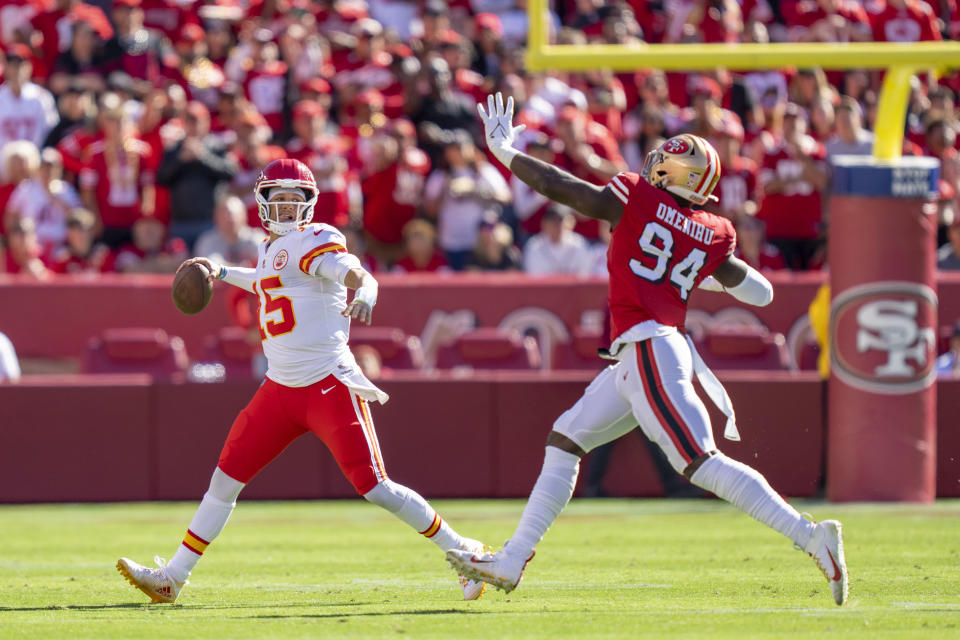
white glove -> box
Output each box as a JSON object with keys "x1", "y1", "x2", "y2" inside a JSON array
[{"x1": 477, "y1": 92, "x2": 526, "y2": 168}]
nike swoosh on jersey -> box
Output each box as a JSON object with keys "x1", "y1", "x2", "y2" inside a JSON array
[{"x1": 321, "y1": 386, "x2": 336, "y2": 395}]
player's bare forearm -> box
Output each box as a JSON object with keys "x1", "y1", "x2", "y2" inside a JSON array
[
  {"x1": 510, "y1": 154, "x2": 622, "y2": 224},
  {"x1": 344, "y1": 267, "x2": 373, "y2": 291}
]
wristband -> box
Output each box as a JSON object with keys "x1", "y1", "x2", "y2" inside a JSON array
[
  {"x1": 491, "y1": 143, "x2": 519, "y2": 168},
  {"x1": 216, "y1": 265, "x2": 227, "y2": 280},
  {"x1": 353, "y1": 283, "x2": 377, "y2": 308}
]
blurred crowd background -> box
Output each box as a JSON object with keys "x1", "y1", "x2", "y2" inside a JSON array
[{"x1": 1, "y1": 0, "x2": 959, "y2": 280}]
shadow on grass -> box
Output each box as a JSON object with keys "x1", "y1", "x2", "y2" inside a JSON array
[
  {"x1": 0, "y1": 602, "x2": 356, "y2": 612},
  {"x1": 248, "y1": 608, "x2": 490, "y2": 619}
]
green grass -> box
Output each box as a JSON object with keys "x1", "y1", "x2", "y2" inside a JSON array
[{"x1": 1, "y1": 499, "x2": 958, "y2": 639}]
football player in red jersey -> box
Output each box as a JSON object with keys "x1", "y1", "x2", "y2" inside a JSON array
[
  {"x1": 447, "y1": 94, "x2": 848, "y2": 606},
  {"x1": 116, "y1": 159, "x2": 489, "y2": 604}
]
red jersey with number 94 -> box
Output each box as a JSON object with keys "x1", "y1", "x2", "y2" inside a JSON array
[{"x1": 606, "y1": 172, "x2": 736, "y2": 339}]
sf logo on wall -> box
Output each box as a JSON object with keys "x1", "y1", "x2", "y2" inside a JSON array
[{"x1": 830, "y1": 281, "x2": 938, "y2": 394}]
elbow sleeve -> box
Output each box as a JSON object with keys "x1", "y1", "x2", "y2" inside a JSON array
[{"x1": 725, "y1": 265, "x2": 774, "y2": 307}]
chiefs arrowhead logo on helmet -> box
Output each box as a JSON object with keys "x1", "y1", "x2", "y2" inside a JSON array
[
  {"x1": 254, "y1": 159, "x2": 319, "y2": 235},
  {"x1": 641, "y1": 134, "x2": 721, "y2": 205}
]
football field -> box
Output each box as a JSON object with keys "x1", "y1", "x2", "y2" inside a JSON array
[{"x1": 1, "y1": 499, "x2": 957, "y2": 639}]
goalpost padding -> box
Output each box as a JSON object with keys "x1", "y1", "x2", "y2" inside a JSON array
[{"x1": 827, "y1": 156, "x2": 940, "y2": 502}]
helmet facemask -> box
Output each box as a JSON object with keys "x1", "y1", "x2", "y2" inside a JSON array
[{"x1": 256, "y1": 181, "x2": 318, "y2": 235}]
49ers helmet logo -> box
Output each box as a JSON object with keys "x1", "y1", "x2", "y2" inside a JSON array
[
  {"x1": 273, "y1": 249, "x2": 289, "y2": 270},
  {"x1": 663, "y1": 138, "x2": 690, "y2": 154},
  {"x1": 830, "y1": 281, "x2": 938, "y2": 394}
]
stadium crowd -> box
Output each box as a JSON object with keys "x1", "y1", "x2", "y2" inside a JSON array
[{"x1": 0, "y1": 0, "x2": 959, "y2": 279}]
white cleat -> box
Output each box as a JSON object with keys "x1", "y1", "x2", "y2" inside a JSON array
[
  {"x1": 446, "y1": 543, "x2": 535, "y2": 594},
  {"x1": 458, "y1": 539, "x2": 491, "y2": 601},
  {"x1": 116, "y1": 557, "x2": 185, "y2": 603},
  {"x1": 803, "y1": 520, "x2": 848, "y2": 605}
]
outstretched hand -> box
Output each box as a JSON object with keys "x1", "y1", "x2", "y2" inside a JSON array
[
  {"x1": 177, "y1": 257, "x2": 222, "y2": 283},
  {"x1": 342, "y1": 299, "x2": 373, "y2": 325},
  {"x1": 477, "y1": 92, "x2": 525, "y2": 167}
]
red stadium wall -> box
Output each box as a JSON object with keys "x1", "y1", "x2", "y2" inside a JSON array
[
  {"x1": 2, "y1": 372, "x2": 956, "y2": 503},
  {"x1": 3, "y1": 272, "x2": 959, "y2": 369}
]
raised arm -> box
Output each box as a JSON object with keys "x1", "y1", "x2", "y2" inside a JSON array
[
  {"x1": 478, "y1": 92, "x2": 624, "y2": 225},
  {"x1": 700, "y1": 255, "x2": 774, "y2": 307}
]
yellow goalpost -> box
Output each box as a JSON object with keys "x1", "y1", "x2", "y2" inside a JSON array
[{"x1": 524, "y1": 0, "x2": 960, "y2": 160}]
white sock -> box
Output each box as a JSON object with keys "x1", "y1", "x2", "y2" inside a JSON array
[
  {"x1": 507, "y1": 446, "x2": 580, "y2": 560},
  {"x1": 363, "y1": 480, "x2": 465, "y2": 551},
  {"x1": 166, "y1": 468, "x2": 244, "y2": 583},
  {"x1": 690, "y1": 453, "x2": 815, "y2": 548}
]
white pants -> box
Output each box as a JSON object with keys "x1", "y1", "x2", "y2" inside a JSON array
[{"x1": 553, "y1": 334, "x2": 716, "y2": 473}]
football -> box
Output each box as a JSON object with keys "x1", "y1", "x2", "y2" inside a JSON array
[{"x1": 171, "y1": 262, "x2": 214, "y2": 315}]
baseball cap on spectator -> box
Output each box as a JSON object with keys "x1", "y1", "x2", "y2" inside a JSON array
[
  {"x1": 301, "y1": 77, "x2": 331, "y2": 96},
  {"x1": 67, "y1": 208, "x2": 96, "y2": 230},
  {"x1": 388, "y1": 42, "x2": 414, "y2": 58},
  {"x1": 178, "y1": 23, "x2": 206, "y2": 46},
  {"x1": 186, "y1": 101, "x2": 210, "y2": 121},
  {"x1": 557, "y1": 105, "x2": 586, "y2": 125},
  {"x1": 690, "y1": 77, "x2": 722, "y2": 101},
  {"x1": 352, "y1": 19, "x2": 383, "y2": 38},
  {"x1": 717, "y1": 111, "x2": 745, "y2": 140},
  {"x1": 219, "y1": 81, "x2": 241, "y2": 98},
  {"x1": 357, "y1": 89, "x2": 384, "y2": 108},
  {"x1": 237, "y1": 109, "x2": 269, "y2": 128},
  {"x1": 388, "y1": 118, "x2": 416, "y2": 140},
  {"x1": 439, "y1": 30, "x2": 463, "y2": 47},
  {"x1": 424, "y1": 1, "x2": 449, "y2": 17},
  {"x1": 107, "y1": 71, "x2": 134, "y2": 93},
  {"x1": 4, "y1": 43, "x2": 32, "y2": 63},
  {"x1": 940, "y1": 179, "x2": 956, "y2": 204},
  {"x1": 292, "y1": 100, "x2": 324, "y2": 119},
  {"x1": 40, "y1": 148, "x2": 62, "y2": 166},
  {"x1": 475, "y1": 13, "x2": 504, "y2": 37},
  {"x1": 783, "y1": 102, "x2": 809, "y2": 123},
  {"x1": 478, "y1": 209, "x2": 500, "y2": 231}
]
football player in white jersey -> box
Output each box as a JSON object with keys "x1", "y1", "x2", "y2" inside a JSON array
[{"x1": 117, "y1": 159, "x2": 489, "y2": 603}]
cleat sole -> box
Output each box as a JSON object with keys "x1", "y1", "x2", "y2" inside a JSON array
[{"x1": 116, "y1": 560, "x2": 173, "y2": 604}]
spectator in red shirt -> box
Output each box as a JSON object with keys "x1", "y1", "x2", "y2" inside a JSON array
[
  {"x1": 111, "y1": 214, "x2": 186, "y2": 273},
  {"x1": 79, "y1": 93, "x2": 156, "y2": 249},
  {"x1": 472, "y1": 13, "x2": 507, "y2": 80},
  {"x1": 756, "y1": 104, "x2": 829, "y2": 270},
  {"x1": 710, "y1": 114, "x2": 759, "y2": 220},
  {"x1": 286, "y1": 100, "x2": 349, "y2": 229},
  {"x1": 240, "y1": 28, "x2": 290, "y2": 136},
  {"x1": 1, "y1": 216, "x2": 49, "y2": 278},
  {"x1": 734, "y1": 215, "x2": 788, "y2": 272},
  {"x1": 361, "y1": 119, "x2": 430, "y2": 266},
  {"x1": 392, "y1": 219, "x2": 450, "y2": 273},
  {"x1": 28, "y1": 0, "x2": 113, "y2": 80},
  {"x1": 868, "y1": 0, "x2": 942, "y2": 41},
  {"x1": 49, "y1": 207, "x2": 112, "y2": 274},
  {"x1": 511, "y1": 134, "x2": 556, "y2": 240}
]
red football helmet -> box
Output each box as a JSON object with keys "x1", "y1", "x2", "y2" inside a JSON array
[{"x1": 254, "y1": 158, "x2": 318, "y2": 235}]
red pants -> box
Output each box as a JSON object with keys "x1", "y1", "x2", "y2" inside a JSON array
[{"x1": 218, "y1": 375, "x2": 388, "y2": 494}]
